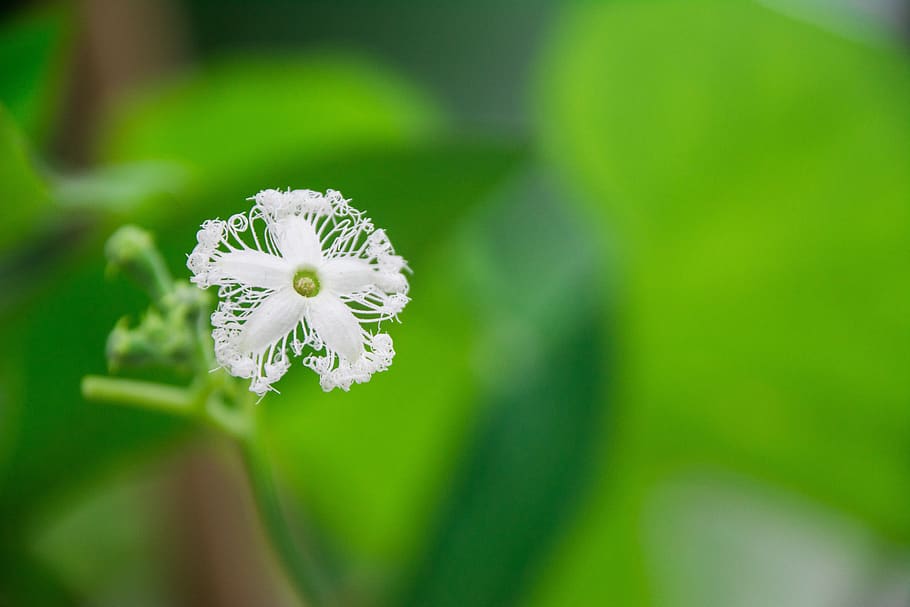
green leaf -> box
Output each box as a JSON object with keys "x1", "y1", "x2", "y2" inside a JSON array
[
  {"x1": 97, "y1": 55, "x2": 443, "y2": 194},
  {"x1": 0, "y1": 6, "x2": 69, "y2": 141},
  {"x1": 30, "y1": 468, "x2": 177, "y2": 603},
  {"x1": 0, "y1": 255, "x2": 191, "y2": 553},
  {"x1": 535, "y1": 1, "x2": 910, "y2": 604},
  {"x1": 52, "y1": 162, "x2": 192, "y2": 216},
  {"x1": 0, "y1": 104, "x2": 51, "y2": 253},
  {"x1": 398, "y1": 172, "x2": 610, "y2": 607},
  {"x1": 0, "y1": 553, "x2": 78, "y2": 607}
]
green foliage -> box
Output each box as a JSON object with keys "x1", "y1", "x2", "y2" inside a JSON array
[
  {"x1": 0, "y1": 32, "x2": 536, "y2": 602},
  {"x1": 0, "y1": 256, "x2": 190, "y2": 552},
  {"x1": 0, "y1": 6, "x2": 69, "y2": 141},
  {"x1": 53, "y1": 162, "x2": 191, "y2": 216},
  {"x1": 97, "y1": 55, "x2": 442, "y2": 192},
  {"x1": 398, "y1": 174, "x2": 609, "y2": 607},
  {"x1": 3, "y1": 0, "x2": 908, "y2": 605},
  {"x1": 535, "y1": 1, "x2": 910, "y2": 604},
  {"x1": 259, "y1": 144, "x2": 525, "y2": 568},
  {"x1": 0, "y1": 105, "x2": 51, "y2": 255}
]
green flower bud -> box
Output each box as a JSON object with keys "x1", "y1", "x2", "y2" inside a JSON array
[
  {"x1": 105, "y1": 225, "x2": 173, "y2": 301},
  {"x1": 105, "y1": 310, "x2": 195, "y2": 373}
]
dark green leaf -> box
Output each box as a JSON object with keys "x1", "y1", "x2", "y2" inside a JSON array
[
  {"x1": 0, "y1": 104, "x2": 51, "y2": 254},
  {"x1": 0, "y1": 6, "x2": 69, "y2": 141},
  {"x1": 397, "y1": 172, "x2": 610, "y2": 607}
]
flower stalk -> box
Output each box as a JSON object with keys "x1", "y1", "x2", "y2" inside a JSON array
[
  {"x1": 239, "y1": 434, "x2": 339, "y2": 607},
  {"x1": 80, "y1": 375, "x2": 196, "y2": 415}
]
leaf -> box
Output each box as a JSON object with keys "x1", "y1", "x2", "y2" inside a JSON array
[
  {"x1": 534, "y1": 1, "x2": 910, "y2": 604},
  {"x1": 398, "y1": 171, "x2": 610, "y2": 607},
  {"x1": 0, "y1": 6, "x2": 70, "y2": 141},
  {"x1": 0, "y1": 255, "x2": 191, "y2": 551},
  {"x1": 646, "y1": 475, "x2": 903, "y2": 607},
  {"x1": 97, "y1": 54, "x2": 443, "y2": 194},
  {"x1": 52, "y1": 161, "x2": 192, "y2": 215},
  {"x1": 0, "y1": 104, "x2": 51, "y2": 253}
]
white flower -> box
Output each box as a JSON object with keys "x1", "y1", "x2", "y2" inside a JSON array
[{"x1": 187, "y1": 189, "x2": 409, "y2": 395}]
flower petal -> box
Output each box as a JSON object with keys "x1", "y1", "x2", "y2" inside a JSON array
[
  {"x1": 274, "y1": 215, "x2": 323, "y2": 267},
  {"x1": 307, "y1": 295, "x2": 364, "y2": 362},
  {"x1": 320, "y1": 258, "x2": 378, "y2": 293},
  {"x1": 240, "y1": 288, "x2": 306, "y2": 353},
  {"x1": 321, "y1": 257, "x2": 406, "y2": 294},
  {"x1": 215, "y1": 250, "x2": 291, "y2": 289}
]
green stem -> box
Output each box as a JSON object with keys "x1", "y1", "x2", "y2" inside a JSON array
[
  {"x1": 140, "y1": 247, "x2": 174, "y2": 302},
  {"x1": 81, "y1": 375, "x2": 195, "y2": 414},
  {"x1": 239, "y1": 434, "x2": 338, "y2": 607},
  {"x1": 87, "y1": 283, "x2": 338, "y2": 606},
  {"x1": 104, "y1": 225, "x2": 174, "y2": 302},
  {"x1": 202, "y1": 395, "x2": 252, "y2": 439}
]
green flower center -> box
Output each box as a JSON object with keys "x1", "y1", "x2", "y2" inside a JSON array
[{"x1": 293, "y1": 269, "x2": 320, "y2": 297}]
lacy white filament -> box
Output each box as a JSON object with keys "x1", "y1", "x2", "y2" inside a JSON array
[{"x1": 187, "y1": 189, "x2": 409, "y2": 395}]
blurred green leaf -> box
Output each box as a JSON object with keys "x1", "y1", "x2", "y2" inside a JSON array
[
  {"x1": 98, "y1": 55, "x2": 443, "y2": 194},
  {"x1": 535, "y1": 1, "x2": 910, "y2": 605},
  {"x1": 0, "y1": 253, "x2": 190, "y2": 551},
  {"x1": 402, "y1": 308, "x2": 606, "y2": 607},
  {"x1": 261, "y1": 140, "x2": 526, "y2": 258},
  {"x1": 31, "y1": 466, "x2": 176, "y2": 604},
  {"x1": 52, "y1": 161, "x2": 191, "y2": 215},
  {"x1": 0, "y1": 6, "x2": 69, "y2": 141},
  {"x1": 0, "y1": 104, "x2": 51, "y2": 253},
  {"x1": 645, "y1": 475, "x2": 905, "y2": 607},
  {"x1": 399, "y1": 172, "x2": 609, "y2": 607},
  {"x1": 0, "y1": 553, "x2": 78, "y2": 607}
]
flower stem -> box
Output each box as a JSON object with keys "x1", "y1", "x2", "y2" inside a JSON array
[
  {"x1": 238, "y1": 434, "x2": 338, "y2": 607},
  {"x1": 81, "y1": 375, "x2": 196, "y2": 414}
]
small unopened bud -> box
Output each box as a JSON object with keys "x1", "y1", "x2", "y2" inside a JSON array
[
  {"x1": 160, "y1": 281, "x2": 212, "y2": 321},
  {"x1": 106, "y1": 225, "x2": 173, "y2": 301},
  {"x1": 106, "y1": 311, "x2": 194, "y2": 373},
  {"x1": 106, "y1": 318, "x2": 157, "y2": 372}
]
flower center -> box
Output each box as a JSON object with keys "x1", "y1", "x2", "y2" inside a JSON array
[{"x1": 293, "y1": 269, "x2": 321, "y2": 297}]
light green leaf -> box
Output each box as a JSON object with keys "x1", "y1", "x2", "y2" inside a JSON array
[
  {"x1": 52, "y1": 162, "x2": 191, "y2": 216},
  {"x1": 535, "y1": 1, "x2": 910, "y2": 605},
  {"x1": 98, "y1": 55, "x2": 443, "y2": 193}
]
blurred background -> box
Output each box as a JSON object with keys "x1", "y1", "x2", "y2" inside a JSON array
[{"x1": 1, "y1": 0, "x2": 909, "y2": 605}]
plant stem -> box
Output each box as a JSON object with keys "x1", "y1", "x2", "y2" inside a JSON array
[
  {"x1": 81, "y1": 375, "x2": 195, "y2": 414},
  {"x1": 238, "y1": 433, "x2": 337, "y2": 607},
  {"x1": 86, "y1": 281, "x2": 339, "y2": 606}
]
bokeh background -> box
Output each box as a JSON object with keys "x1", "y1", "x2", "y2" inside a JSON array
[{"x1": 1, "y1": 0, "x2": 910, "y2": 605}]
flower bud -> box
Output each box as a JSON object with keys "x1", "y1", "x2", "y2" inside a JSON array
[
  {"x1": 105, "y1": 225, "x2": 173, "y2": 301},
  {"x1": 105, "y1": 312, "x2": 194, "y2": 373}
]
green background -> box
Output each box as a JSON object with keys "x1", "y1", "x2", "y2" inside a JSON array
[{"x1": 0, "y1": 1, "x2": 908, "y2": 605}]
